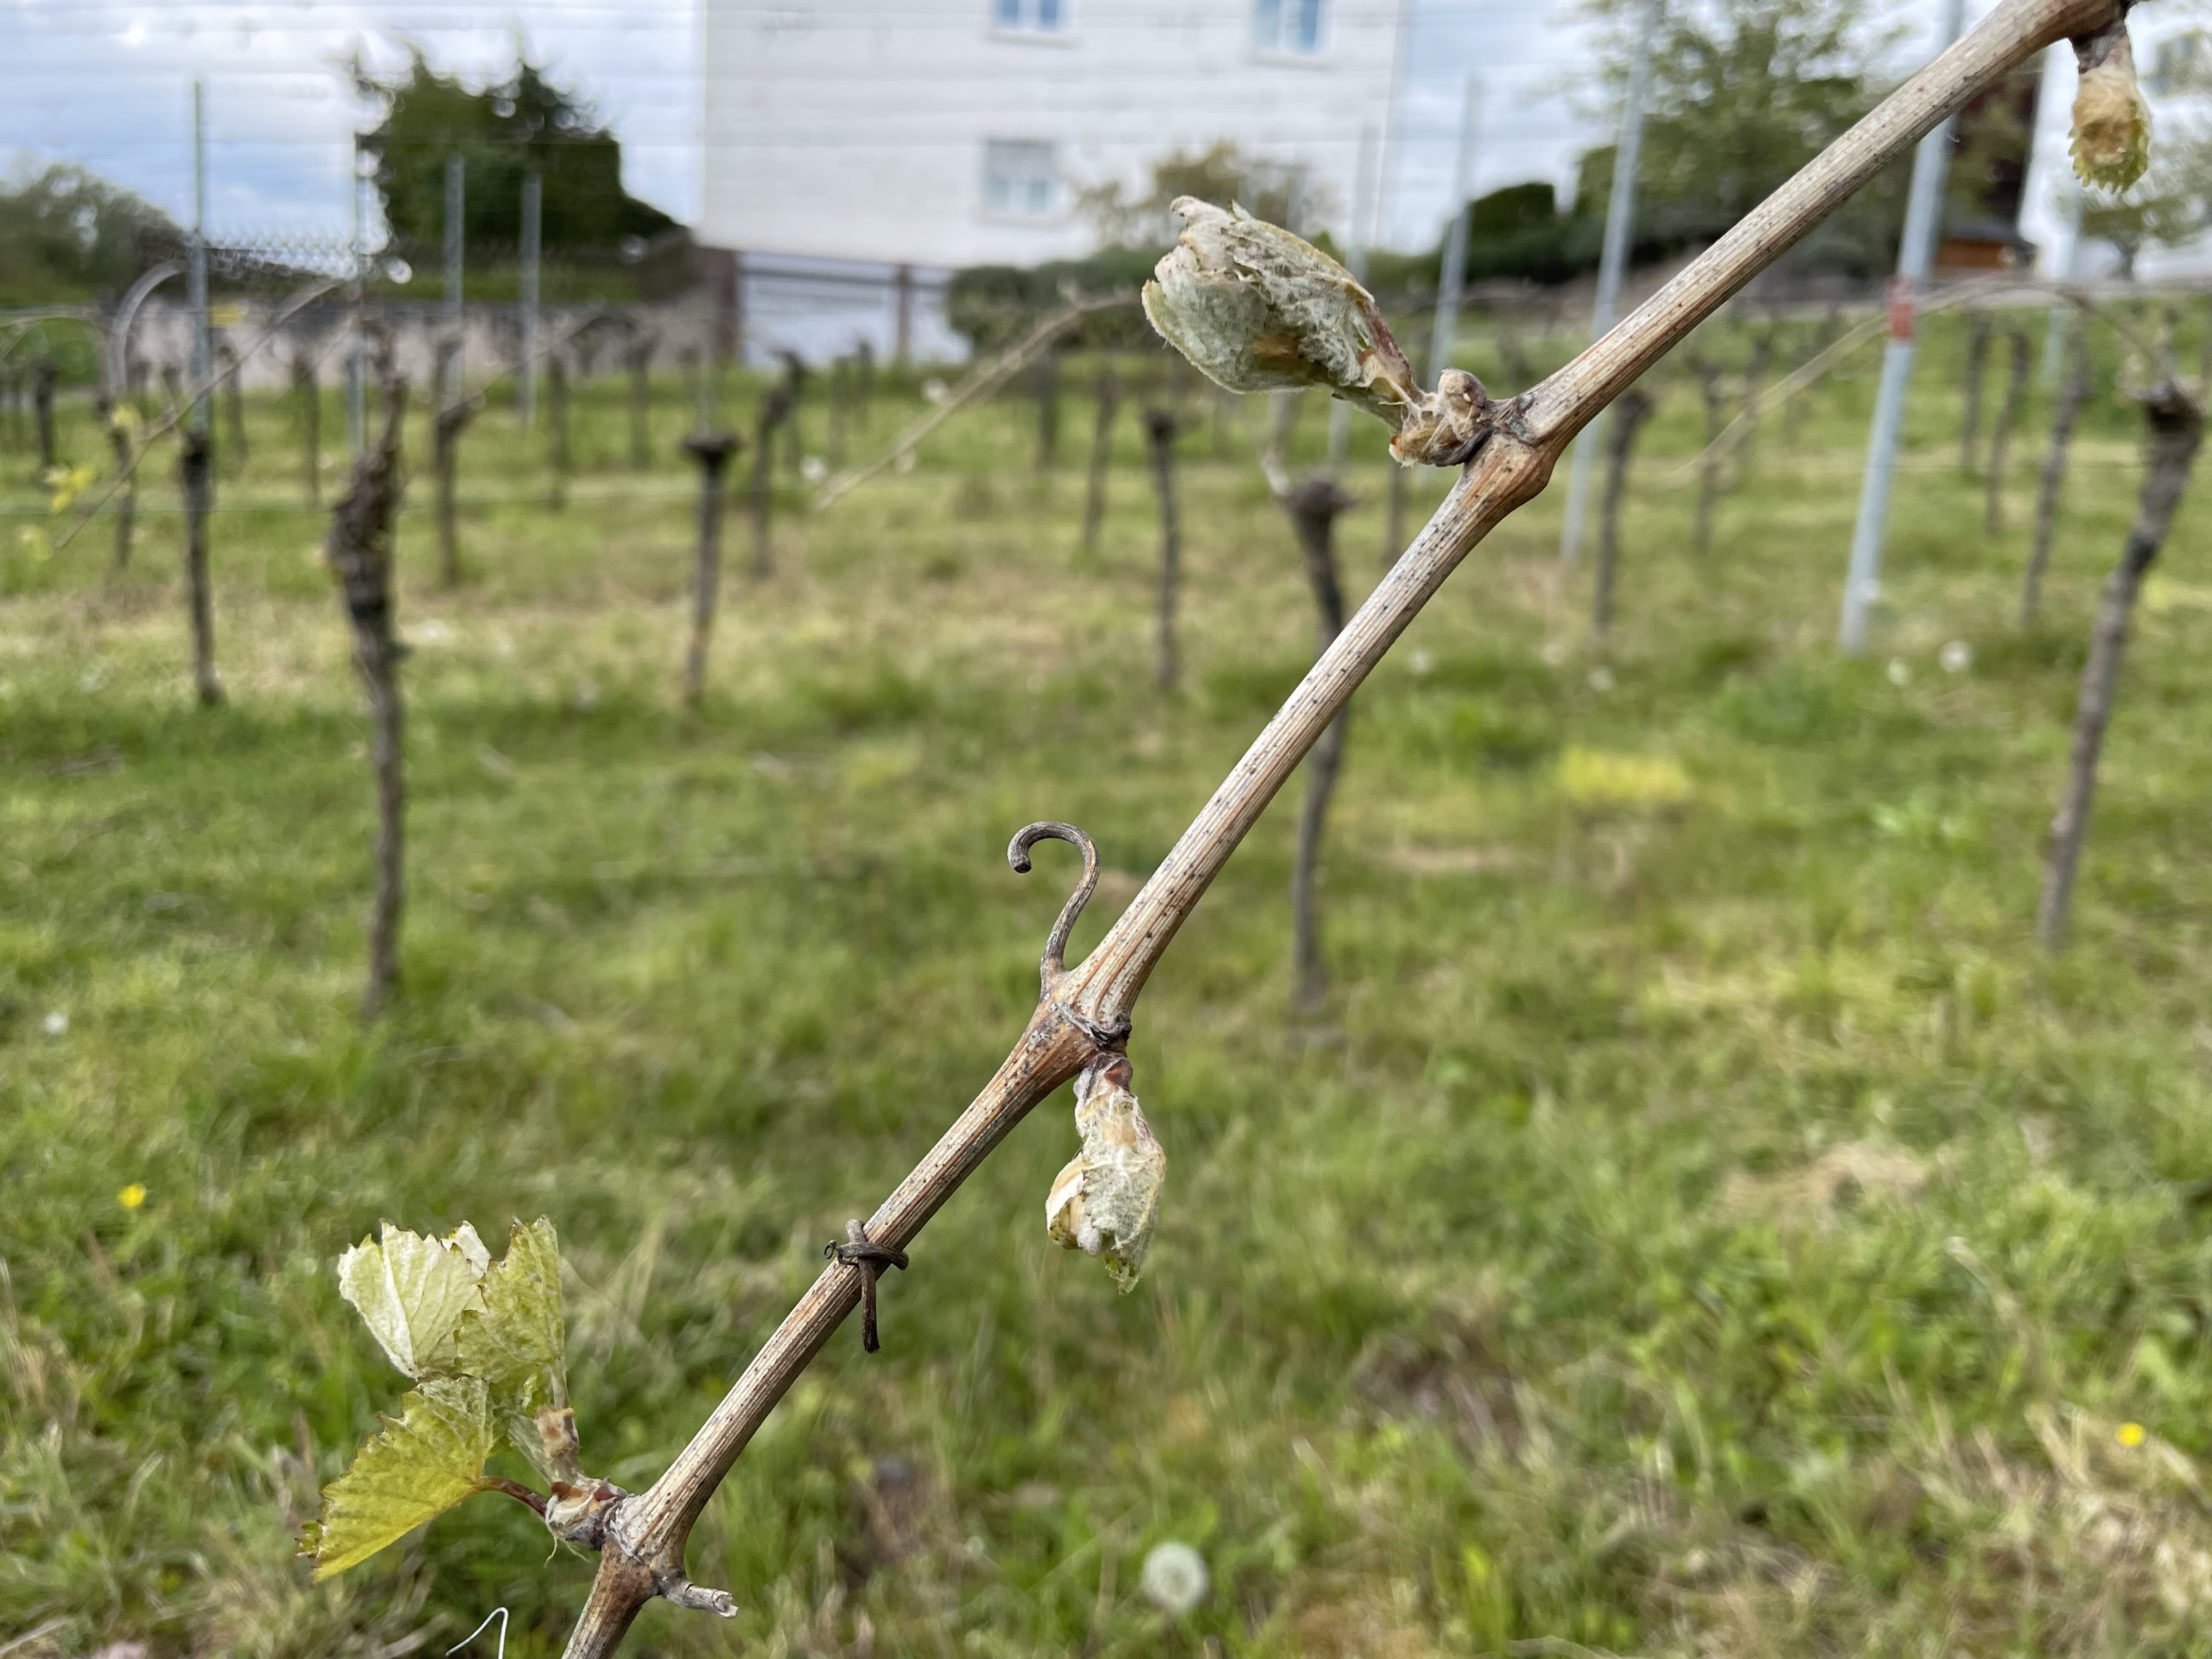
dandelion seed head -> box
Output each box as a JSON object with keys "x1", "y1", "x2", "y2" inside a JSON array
[{"x1": 1141, "y1": 1541, "x2": 1208, "y2": 1613}]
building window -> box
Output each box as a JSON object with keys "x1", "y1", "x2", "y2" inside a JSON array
[
  {"x1": 983, "y1": 141, "x2": 1061, "y2": 218},
  {"x1": 995, "y1": 0, "x2": 1067, "y2": 32},
  {"x1": 1255, "y1": 0, "x2": 1324, "y2": 55}
]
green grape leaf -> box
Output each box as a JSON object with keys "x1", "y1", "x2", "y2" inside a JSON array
[
  {"x1": 457, "y1": 1217, "x2": 571, "y2": 1478},
  {"x1": 337, "y1": 1220, "x2": 490, "y2": 1378},
  {"x1": 302, "y1": 1375, "x2": 498, "y2": 1580}
]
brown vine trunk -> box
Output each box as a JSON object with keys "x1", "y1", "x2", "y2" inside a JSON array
[
  {"x1": 220, "y1": 344, "x2": 248, "y2": 476},
  {"x1": 296, "y1": 353, "x2": 321, "y2": 508},
  {"x1": 629, "y1": 337, "x2": 656, "y2": 471},
  {"x1": 2024, "y1": 320, "x2": 2093, "y2": 627},
  {"x1": 99, "y1": 397, "x2": 134, "y2": 571},
  {"x1": 1033, "y1": 352, "x2": 1059, "y2": 472},
  {"x1": 2037, "y1": 383, "x2": 2203, "y2": 949},
  {"x1": 178, "y1": 427, "x2": 223, "y2": 707},
  {"x1": 546, "y1": 356, "x2": 571, "y2": 510},
  {"x1": 829, "y1": 356, "x2": 849, "y2": 471},
  {"x1": 1143, "y1": 407, "x2": 1182, "y2": 690},
  {"x1": 1592, "y1": 385, "x2": 1656, "y2": 643},
  {"x1": 680, "y1": 347, "x2": 706, "y2": 433},
  {"x1": 779, "y1": 353, "x2": 806, "y2": 480},
  {"x1": 1737, "y1": 324, "x2": 1776, "y2": 477},
  {"x1": 433, "y1": 339, "x2": 472, "y2": 587},
  {"x1": 1960, "y1": 310, "x2": 1993, "y2": 470},
  {"x1": 435, "y1": 407, "x2": 471, "y2": 588},
  {"x1": 1082, "y1": 363, "x2": 1119, "y2": 554},
  {"x1": 33, "y1": 359, "x2": 57, "y2": 473},
  {"x1": 1784, "y1": 315, "x2": 1833, "y2": 448},
  {"x1": 1689, "y1": 356, "x2": 1727, "y2": 555},
  {"x1": 1983, "y1": 327, "x2": 2031, "y2": 535},
  {"x1": 327, "y1": 345, "x2": 411, "y2": 1018},
  {"x1": 750, "y1": 385, "x2": 793, "y2": 581},
  {"x1": 1282, "y1": 475, "x2": 1355, "y2": 1013},
  {"x1": 681, "y1": 432, "x2": 741, "y2": 705}
]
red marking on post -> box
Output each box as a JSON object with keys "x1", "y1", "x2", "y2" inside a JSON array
[{"x1": 1885, "y1": 274, "x2": 1916, "y2": 342}]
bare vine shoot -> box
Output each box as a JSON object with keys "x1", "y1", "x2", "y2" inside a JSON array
[{"x1": 12, "y1": 3, "x2": 2212, "y2": 1656}]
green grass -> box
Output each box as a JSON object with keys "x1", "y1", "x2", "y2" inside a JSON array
[{"x1": 4, "y1": 310, "x2": 2212, "y2": 1657}]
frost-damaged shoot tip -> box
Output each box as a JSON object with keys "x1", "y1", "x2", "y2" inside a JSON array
[
  {"x1": 1141, "y1": 196, "x2": 1491, "y2": 467},
  {"x1": 2071, "y1": 10, "x2": 2152, "y2": 191},
  {"x1": 1046, "y1": 1052, "x2": 1166, "y2": 1292}
]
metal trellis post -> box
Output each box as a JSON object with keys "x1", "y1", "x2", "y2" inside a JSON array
[
  {"x1": 1328, "y1": 122, "x2": 1382, "y2": 468},
  {"x1": 1427, "y1": 76, "x2": 1484, "y2": 386},
  {"x1": 188, "y1": 79, "x2": 211, "y2": 441},
  {"x1": 1837, "y1": 0, "x2": 1967, "y2": 653},
  {"x1": 1558, "y1": 0, "x2": 1662, "y2": 567}
]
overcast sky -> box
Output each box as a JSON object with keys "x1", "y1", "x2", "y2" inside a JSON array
[{"x1": 0, "y1": 0, "x2": 1992, "y2": 257}]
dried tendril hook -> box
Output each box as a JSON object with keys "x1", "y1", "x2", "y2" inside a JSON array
[{"x1": 1007, "y1": 820, "x2": 1102, "y2": 999}]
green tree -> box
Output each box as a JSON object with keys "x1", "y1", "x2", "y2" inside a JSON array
[
  {"x1": 1576, "y1": 0, "x2": 1902, "y2": 275},
  {"x1": 1078, "y1": 142, "x2": 1331, "y2": 250},
  {"x1": 0, "y1": 162, "x2": 184, "y2": 305},
  {"x1": 354, "y1": 52, "x2": 679, "y2": 252}
]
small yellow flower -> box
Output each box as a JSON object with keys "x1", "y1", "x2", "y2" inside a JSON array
[
  {"x1": 2118, "y1": 1421, "x2": 2146, "y2": 1448},
  {"x1": 118, "y1": 1182, "x2": 147, "y2": 1211}
]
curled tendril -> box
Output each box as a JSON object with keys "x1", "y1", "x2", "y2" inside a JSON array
[{"x1": 1007, "y1": 821, "x2": 1101, "y2": 992}]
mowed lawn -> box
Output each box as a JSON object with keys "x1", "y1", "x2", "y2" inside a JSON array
[{"x1": 4, "y1": 312, "x2": 2212, "y2": 1656}]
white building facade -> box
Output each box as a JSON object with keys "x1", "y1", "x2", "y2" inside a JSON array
[{"x1": 699, "y1": 0, "x2": 1407, "y2": 361}]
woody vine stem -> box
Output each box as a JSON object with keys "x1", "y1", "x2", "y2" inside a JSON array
[{"x1": 557, "y1": 0, "x2": 2123, "y2": 1647}]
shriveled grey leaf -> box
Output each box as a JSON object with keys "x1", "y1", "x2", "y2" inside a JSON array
[
  {"x1": 1142, "y1": 197, "x2": 1420, "y2": 426},
  {"x1": 1142, "y1": 197, "x2": 1491, "y2": 467}
]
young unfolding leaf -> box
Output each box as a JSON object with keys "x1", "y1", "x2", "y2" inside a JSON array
[
  {"x1": 1046, "y1": 1054, "x2": 1166, "y2": 1293},
  {"x1": 337, "y1": 1220, "x2": 490, "y2": 1378},
  {"x1": 301, "y1": 1375, "x2": 499, "y2": 1580},
  {"x1": 456, "y1": 1217, "x2": 575, "y2": 1483},
  {"x1": 2072, "y1": 19, "x2": 2152, "y2": 190}
]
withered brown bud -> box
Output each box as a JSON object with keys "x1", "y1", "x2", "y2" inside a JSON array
[{"x1": 1141, "y1": 198, "x2": 1490, "y2": 467}]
